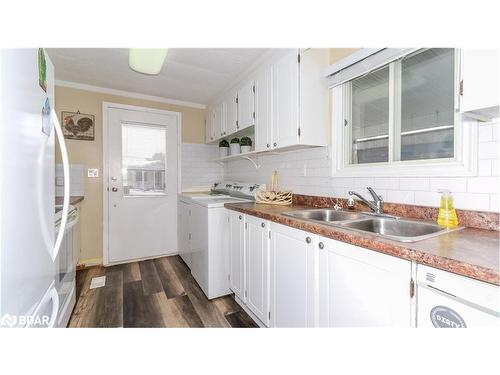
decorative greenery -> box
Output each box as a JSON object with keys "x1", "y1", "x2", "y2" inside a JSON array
[
  {"x1": 219, "y1": 139, "x2": 229, "y2": 147},
  {"x1": 230, "y1": 137, "x2": 240, "y2": 144},
  {"x1": 240, "y1": 136, "x2": 252, "y2": 146}
]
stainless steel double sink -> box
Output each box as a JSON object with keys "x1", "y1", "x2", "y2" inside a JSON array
[{"x1": 282, "y1": 208, "x2": 462, "y2": 242}]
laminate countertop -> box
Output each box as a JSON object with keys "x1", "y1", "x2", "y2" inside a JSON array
[
  {"x1": 225, "y1": 202, "x2": 500, "y2": 286},
  {"x1": 55, "y1": 196, "x2": 84, "y2": 206}
]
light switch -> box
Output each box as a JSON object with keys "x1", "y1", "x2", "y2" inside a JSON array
[{"x1": 88, "y1": 168, "x2": 99, "y2": 178}]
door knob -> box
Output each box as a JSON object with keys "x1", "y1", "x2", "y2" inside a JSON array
[{"x1": 112, "y1": 187, "x2": 118, "y2": 192}]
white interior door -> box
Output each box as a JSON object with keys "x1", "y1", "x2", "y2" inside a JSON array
[{"x1": 106, "y1": 106, "x2": 179, "y2": 264}]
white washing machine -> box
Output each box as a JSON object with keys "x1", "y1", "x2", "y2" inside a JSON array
[
  {"x1": 178, "y1": 181, "x2": 264, "y2": 299},
  {"x1": 416, "y1": 264, "x2": 500, "y2": 328}
]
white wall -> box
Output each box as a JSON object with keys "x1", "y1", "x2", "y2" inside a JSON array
[
  {"x1": 181, "y1": 143, "x2": 224, "y2": 190},
  {"x1": 224, "y1": 118, "x2": 500, "y2": 212}
]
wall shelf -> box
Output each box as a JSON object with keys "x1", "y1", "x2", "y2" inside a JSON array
[{"x1": 214, "y1": 150, "x2": 262, "y2": 169}]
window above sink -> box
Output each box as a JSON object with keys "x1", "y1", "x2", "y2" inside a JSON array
[{"x1": 330, "y1": 48, "x2": 478, "y2": 177}]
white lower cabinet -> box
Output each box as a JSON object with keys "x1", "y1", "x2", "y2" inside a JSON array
[
  {"x1": 229, "y1": 211, "x2": 270, "y2": 327},
  {"x1": 270, "y1": 222, "x2": 317, "y2": 327},
  {"x1": 318, "y1": 237, "x2": 413, "y2": 327},
  {"x1": 245, "y1": 215, "x2": 270, "y2": 326},
  {"x1": 228, "y1": 210, "x2": 246, "y2": 302}
]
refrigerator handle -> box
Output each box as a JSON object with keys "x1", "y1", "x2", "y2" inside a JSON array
[
  {"x1": 51, "y1": 109, "x2": 70, "y2": 260},
  {"x1": 26, "y1": 282, "x2": 60, "y2": 328},
  {"x1": 46, "y1": 286, "x2": 60, "y2": 328}
]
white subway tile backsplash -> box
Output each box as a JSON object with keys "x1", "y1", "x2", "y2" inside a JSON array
[
  {"x1": 467, "y1": 176, "x2": 500, "y2": 194},
  {"x1": 490, "y1": 194, "x2": 500, "y2": 212},
  {"x1": 477, "y1": 159, "x2": 492, "y2": 176},
  {"x1": 453, "y1": 192, "x2": 490, "y2": 211},
  {"x1": 387, "y1": 190, "x2": 415, "y2": 204},
  {"x1": 429, "y1": 177, "x2": 467, "y2": 192},
  {"x1": 492, "y1": 122, "x2": 499, "y2": 141},
  {"x1": 181, "y1": 143, "x2": 224, "y2": 190},
  {"x1": 373, "y1": 177, "x2": 399, "y2": 190},
  {"x1": 478, "y1": 124, "x2": 493, "y2": 142},
  {"x1": 478, "y1": 141, "x2": 500, "y2": 160},
  {"x1": 398, "y1": 177, "x2": 430, "y2": 191}
]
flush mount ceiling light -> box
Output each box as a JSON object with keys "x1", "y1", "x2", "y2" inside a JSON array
[{"x1": 129, "y1": 48, "x2": 168, "y2": 75}]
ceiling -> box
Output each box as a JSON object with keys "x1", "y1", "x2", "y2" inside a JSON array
[{"x1": 46, "y1": 48, "x2": 270, "y2": 106}]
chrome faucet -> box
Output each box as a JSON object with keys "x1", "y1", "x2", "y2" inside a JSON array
[{"x1": 348, "y1": 187, "x2": 384, "y2": 215}]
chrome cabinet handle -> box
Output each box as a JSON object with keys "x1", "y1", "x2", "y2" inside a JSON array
[
  {"x1": 266, "y1": 143, "x2": 270, "y2": 148},
  {"x1": 112, "y1": 187, "x2": 118, "y2": 192},
  {"x1": 239, "y1": 215, "x2": 242, "y2": 220},
  {"x1": 318, "y1": 242, "x2": 324, "y2": 249},
  {"x1": 306, "y1": 237, "x2": 311, "y2": 244},
  {"x1": 261, "y1": 222, "x2": 265, "y2": 228},
  {"x1": 273, "y1": 142, "x2": 277, "y2": 147}
]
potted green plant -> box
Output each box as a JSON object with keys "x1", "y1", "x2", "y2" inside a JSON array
[
  {"x1": 229, "y1": 137, "x2": 241, "y2": 155},
  {"x1": 240, "y1": 136, "x2": 252, "y2": 153},
  {"x1": 218, "y1": 139, "x2": 229, "y2": 158}
]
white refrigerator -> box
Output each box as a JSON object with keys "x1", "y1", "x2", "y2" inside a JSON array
[{"x1": 0, "y1": 49, "x2": 72, "y2": 328}]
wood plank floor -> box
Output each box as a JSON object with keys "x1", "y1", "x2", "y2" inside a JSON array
[{"x1": 68, "y1": 255, "x2": 258, "y2": 328}]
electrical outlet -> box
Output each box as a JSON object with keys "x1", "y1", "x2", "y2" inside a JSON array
[{"x1": 87, "y1": 168, "x2": 99, "y2": 178}]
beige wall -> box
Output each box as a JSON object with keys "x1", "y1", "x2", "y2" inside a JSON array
[
  {"x1": 330, "y1": 48, "x2": 359, "y2": 64},
  {"x1": 55, "y1": 85, "x2": 206, "y2": 264}
]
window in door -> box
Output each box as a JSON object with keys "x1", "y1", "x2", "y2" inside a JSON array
[{"x1": 121, "y1": 123, "x2": 167, "y2": 196}]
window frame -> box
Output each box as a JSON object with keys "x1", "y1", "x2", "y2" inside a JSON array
[{"x1": 332, "y1": 48, "x2": 478, "y2": 177}]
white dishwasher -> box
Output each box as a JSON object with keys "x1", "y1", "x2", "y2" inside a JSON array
[{"x1": 416, "y1": 264, "x2": 500, "y2": 328}]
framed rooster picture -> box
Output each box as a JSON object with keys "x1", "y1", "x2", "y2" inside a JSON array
[{"x1": 61, "y1": 111, "x2": 95, "y2": 141}]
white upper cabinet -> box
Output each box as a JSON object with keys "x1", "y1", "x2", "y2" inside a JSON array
[
  {"x1": 298, "y1": 48, "x2": 330, "y2": 146},
  {"x1": 272, "y1": 50, "x2": 300, "y2": 149},
  {"x1": 206, "y1": 49, "x2": 329, "y2": 152},
  {"x1": 205, "y1": 107, "x2": 215, "y2": 143},
  {"x1": 224, "y1": 91, "x2": 238, "y2": 135},
  {"x1": 237, "y1": 80, "x2": 255, "y2": 130},
  {"x1": 460, "y1": 49, "x2": 499, "y2": 121},
  {"x1": 254, "y1": 66, "x2": 273, "y2": 151},
  {"x1": 214, "y1": 101, "x2": 226, "y2": 140}
]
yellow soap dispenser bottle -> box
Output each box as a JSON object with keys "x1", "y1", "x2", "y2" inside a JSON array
[{"x1": 437, "y1": 189, "x2": 459, "y2": 228}]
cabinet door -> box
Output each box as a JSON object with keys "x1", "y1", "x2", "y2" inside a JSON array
[
  {"x1": 237, "y1": 80, "x2": 255, "y2": 130},
  {"x1": 225, "y1": 91, "x2": 238, "y2": 135},
  {"x1": 213, "y1": 102, "x2": 225, "y2": 140},
  {"x1": 270, "y1": 222, "x2": 317, "y2": 327},
  {"x1": 177, "y1": 200, "x2": 192, "y2": 269},
  {"x1": 461, "y1": 49, "x2": 499, "y2": 119},
  {"x1": 272, "y1": 50, "x2": 299, "y2": 149},
  {"x1": 254, "y1": 66, "x2": 273, "y2": 152},
  {"x1": 228, "y1": 210, "x2": 245, "y2": 301},
  {"x1": 205, "y1": 107, "x2": 215, "y2": 143},
  {"x1": 319, "y1": 237, "x2": 412, "y2": 327},
  {"x1": 245, "y1": 215, "x2": 270, "y2": 326}
]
